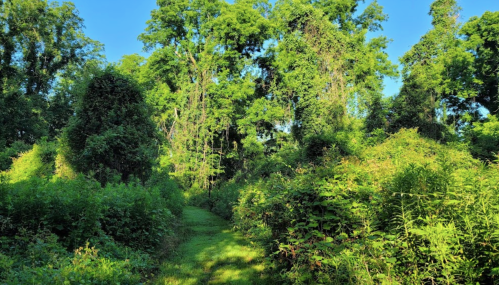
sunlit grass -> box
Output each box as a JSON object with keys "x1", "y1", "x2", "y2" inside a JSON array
[{"x1": 154, "y1": 206, "x2": 270, "y2": 285}]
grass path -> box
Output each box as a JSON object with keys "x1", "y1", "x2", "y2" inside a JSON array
[{"x1": 153, "y1": 206, "x2": 270, "y2": 285}]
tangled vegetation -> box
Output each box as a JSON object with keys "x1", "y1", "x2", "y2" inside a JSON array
[
  {"x1": 0, "y1": 141, "x2": 183, "y2": 283},
  {"x1": 228, "y1": 129, "x2": 499, "y2": 284},
  {"x1": 1, "y1": 0, "x2": 499, "y2": 283}
]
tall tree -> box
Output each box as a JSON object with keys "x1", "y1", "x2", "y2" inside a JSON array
[
  {"x1": 268, "y1": 0, "x2": 397, "y2": 141},
  {"x1": 63, "y1": 67, "x2": 156, "y2": 185},
  {"x1": 389, "y1": 0, "x2": 475, "y2": 138},
  {"x1": 0, "y1": 0, "x2": 101, "y2": 148},
  {"x1": 139, "y1": 0, "x2": 272, "y2": 189},
  {"x1": 460, "y1": 11, "x2": 499, "y2": 115},
  {"x1": 140, "y1": 0, "x2": 396, "y2": 188}
]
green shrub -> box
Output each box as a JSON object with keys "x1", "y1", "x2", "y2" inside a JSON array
[
  {"x1": 5, "y1": 140, "x2": 56, "y2": 183},
  {"x1": 1, "y1": 236, "x2": 145, "y2": 285},
  {"x1": 99, "y1": 182, "x2": 176, "y2": 251},
  {"x1": 63, "y1": 67, "x2": 157, "y2": 185},
  {"x1": 210, "y1": 181, "x2": 243, "y2": 220},
  {"x1": 304, "y1": 134, "x2": 335, "y2": 161},
  {"x1": 465, "y1": 114, "x2": 499, "y2": 161},
  {"x1": 252, "y1": 142, "x2": 304, "y2": 179},
  {"x1": 0, "y1": 173, "x2": 183, "y2": 283},
  {"x1": 0, "y1": 176, "x2": 177, "y2": 252},
  {"x1": 182, "y1": 182, "x2": 207, "y2": 206},
  {"x1": 146, "y1": 170, "x2": 184, "y2": 217},
  {"x1": 304, "y1": 130, "x2": 365, "y2": 163},
  {"x1": 233, "y1": 129, "x2": 499, "y2": 284},
  {"x1": 0, "y1": 141, "x2": 32, "y2": 171}
]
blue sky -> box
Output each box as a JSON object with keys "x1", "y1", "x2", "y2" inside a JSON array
[{"x1": 70, "y1": 0, "x2": 499, "y2": 96}]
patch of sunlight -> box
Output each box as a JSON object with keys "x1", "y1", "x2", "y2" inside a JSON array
[
  {"x1": 158, "y1": 263, "x2": 202, "y2": 285},
  {"x1": 160, "y1": 276, "x2": 198, "y2": 285},
  {"x1": 153, "y1": 206, "x2": 270, "y2": 285},
  {"x1": 209, "y1": 266, "x2": 258, "y2": 284}
]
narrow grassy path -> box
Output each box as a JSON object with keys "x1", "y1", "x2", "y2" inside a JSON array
[{"x1": 154, "y1": 206, "x2": 269, "y2": 285}]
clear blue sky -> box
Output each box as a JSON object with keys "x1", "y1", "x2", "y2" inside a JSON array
[{"x1": 70, "y1": 0, "x2": 499, "y2": 97}]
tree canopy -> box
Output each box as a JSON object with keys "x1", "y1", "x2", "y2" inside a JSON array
[{"x1": 0, "y1": 0, "x2": 101, "y2": 149}]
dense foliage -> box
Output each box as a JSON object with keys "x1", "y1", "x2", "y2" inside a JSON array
[
  {"x1": 0, "y1": 0, "x2": 101, "y2": 149},
  {"x1": 0, "y1": 142, "x2": 183, "y2": 283},
  {"x1": 230, "y1": 129, "x2": 499, "y2": 284},
  {"x1": 1, "y1": 0, "x2": 499, "y2": 283},
  {"x1": 63, "y1": 68, "x2": 157, "y2": 185},
  {"x1": 135, "y1": 0, "x2": 396, "y2": 190}
]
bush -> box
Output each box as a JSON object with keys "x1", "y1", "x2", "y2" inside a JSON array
[
  {"x1": 5, "y1": 140, "x2": 56, "y2": 183},
  {"x1": 304, "y1": 134, "x2": 335, "y2": 161},
  {"x1": 0, "y1": 141, "x2": 32, "y2": 171},
  {"x1": 0, "y1": 176, "x2": 177, "y2": 252},
  {"x1": 210, "y1": 181, "x2": 244, "y2": 220},
  {"x1": 233, "y1": 129, "x2": 499, "y2": 284},
  {"x1": 0, "y1": 173, "x2": 183, "y2": 283},
  {"x1": 0, "y1": 233, "x2": 148, "y2": 285},
  {"x1": 304, "y1": 129, "x2": 365, "y2": 163},
  {"x1": 465, "y1": 114, "x2": 499, "y2": 161},
  {"x1": 146, "y1": 170, "x2": 184, "y2": 217}
]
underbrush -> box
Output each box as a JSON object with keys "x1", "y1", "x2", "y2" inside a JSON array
[
  {"x1": 1, "y1": 176, "x2": 179, "y2": 249},
  {"x1": 0, "y1": 143, "x2": 184, "y2": 284},
  {"x1": 206, "y1": 129, "x2": 365, "y2": 221},
  {"x1": 0, "y1": 141, "x2": 32, "y2": 172},
  {"x1": 230, "y1": 129, "x2": 499, "y2": 284}
]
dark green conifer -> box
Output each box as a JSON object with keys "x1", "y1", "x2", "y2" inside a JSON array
[{"x1": 63, "y1": 68, "x2": 156, "y2": 184}]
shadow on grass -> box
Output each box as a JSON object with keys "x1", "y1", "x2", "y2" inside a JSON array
[{"x1": 155, "y1": 206, "x2": 271, "y2": 285}]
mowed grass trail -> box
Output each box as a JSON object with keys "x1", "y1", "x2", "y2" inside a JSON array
[{"x1": 154, "y1": 206, "x2": 270, "y2": 285}]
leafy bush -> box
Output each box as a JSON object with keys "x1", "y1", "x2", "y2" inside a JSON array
[
  {"x1": 0, "y1": 176, "x2": 178, "y2": 251},
  {"x1": 5, "y1": 140, "x2": 56, "y2": 183},
  {"x1": 0, "y1": 232, "x2": 148, "y2": 285},
  {"x1": 252, "y1": 141, "x2": 304, "y2": 179},
  {"x1": 146, "y1": 170, "x2": 184, "y2": 217},
  {"x1": 0, "y1": 141, "x2": 32, "y2": 171},
  {"x1": 210, "y1": 181, "x2": 244, "y2": 220},
  {"x1": 304, "y1": 130, "x2": 365, "y2": 163},
  {"x1": 0, "y1": 171, "x2": 183, "y2": 283},
  {"x1": 304, "y1": 134, "x2": 335, "y2": 161},
  {"x1": 233, "y1": 129, "x2": 499, "y2": 284},
  {"x1": 465, "y1": 114, "x2": 499, "y2": 161}
]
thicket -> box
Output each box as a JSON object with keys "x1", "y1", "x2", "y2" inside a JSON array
[
  {"x1": 0, "y1": 141, "x2": 184, "y2": 283},
  {"x1": 1, "y1": 178, "x2": 177, "y2": 251},
  {"x1": 225, "y1": 129, "x2": 499, "y2": 284}
]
